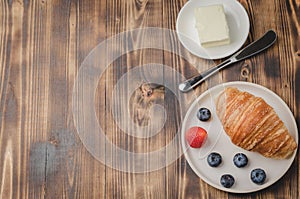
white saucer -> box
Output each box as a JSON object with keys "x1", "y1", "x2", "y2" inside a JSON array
[
  {"x1": 176, "y1": 0, "x2": 250, "y2": 59},
  {"x1": 181, "y1": 81, "x2": 298, "y2": 193}
]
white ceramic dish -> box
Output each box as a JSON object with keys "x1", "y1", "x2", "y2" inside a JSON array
[
  {"x1": 176, "y1": 0, "x2": 250, "y2": 59},
  {"x1": 181, "y1": 81, "x2": 298, "y2": 193}
]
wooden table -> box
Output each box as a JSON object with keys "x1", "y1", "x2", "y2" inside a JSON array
[{"x1": 0, "y1": 0, "x2": 299, "y2": 198}]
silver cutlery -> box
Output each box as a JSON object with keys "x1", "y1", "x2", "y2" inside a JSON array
[{"x1": 178, "y1": 30, "x2": 277, "y2": 92}]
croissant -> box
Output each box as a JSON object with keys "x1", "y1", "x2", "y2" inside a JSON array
[{"x1": 215, "y1": 87, "x2": 297, "y2": 159}]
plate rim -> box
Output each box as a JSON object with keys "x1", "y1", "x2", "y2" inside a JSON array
[
  {"x1": 181, "y1": 81, "x2": 298, "y2": 193},
  {"x1": 176, "y1": 0, "x2": 250, "y2": 59}
]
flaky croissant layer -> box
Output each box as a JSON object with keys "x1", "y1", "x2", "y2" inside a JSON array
[{"x1": 215, "y1": 87, "x2": 297, "y2": 159}]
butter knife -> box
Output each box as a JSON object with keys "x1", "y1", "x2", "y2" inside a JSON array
[{"x1": 178, "y1": 30, "x2": 277, "y2": 92}]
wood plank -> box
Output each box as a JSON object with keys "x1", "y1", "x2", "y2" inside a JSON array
[{"x1": 103, "y1": 0, "x2": 167, "y2": 197}]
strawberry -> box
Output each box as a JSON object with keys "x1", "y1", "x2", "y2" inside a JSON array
[{"x1": 185, "y1": 126, "x2": 207, "y2": 148}]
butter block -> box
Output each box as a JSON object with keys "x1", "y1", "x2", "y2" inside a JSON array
[{"x1": 194, "y1": 5, "x2": 230, "y2": 48}]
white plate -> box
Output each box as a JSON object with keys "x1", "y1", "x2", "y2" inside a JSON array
[
  {"x1": 176, "y1": 0, "x2": 250, "y2": 59},
  {"x1": 181, "y1": 81, "x2": 298, "y2": 193}
]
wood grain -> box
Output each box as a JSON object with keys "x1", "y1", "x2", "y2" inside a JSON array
[{"x1": 0, "y1": 0, "x2": 299, "y2": 198}]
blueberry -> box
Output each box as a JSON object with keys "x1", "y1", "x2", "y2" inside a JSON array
[
  {"x1": 233, "y1": 153, "x2": 248, "y2": 168},
  {"x1": 220, "y1": 174, "x2": 235, "y2": 188},
  {"x1": 251, "y1": 168, "x2": 266, "y2": 185},
  {"x1": 197, "y1": 107, "x2": 211, "y2": 121},
  {"x1": 207, "y1": 152, "x2": 222, "y2": 167}
]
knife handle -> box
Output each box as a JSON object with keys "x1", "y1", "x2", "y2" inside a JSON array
[{"x1": 234, "y1": 30, "x2": 277, "y2": 60}]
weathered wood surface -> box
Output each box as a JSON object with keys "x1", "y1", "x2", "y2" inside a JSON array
[{"x1": 0, "y1": 0, "x2": 299, "y2": 198}]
